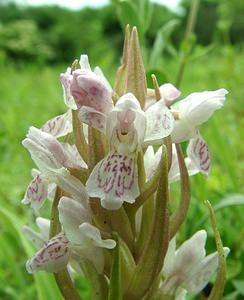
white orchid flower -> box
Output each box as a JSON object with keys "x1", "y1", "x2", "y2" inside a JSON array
[
  {"x1": 25, "y1": 197, "x2": 116, "y2": 274},
  {"x1": 22, "y1": 127, "x2": 88, "y2": 209},
  {"x1": 84, "y1": 93, "x2": 174, "y2": 210},
  {"x1": 171, "y1": 89, "x2": 228, "y2": 143},
  {"x1": 144, "y1": 132, "x2": 210, "y2": 183},
  {"x1": 160, "y1": 230, "x2": 230, "y2": 297}
]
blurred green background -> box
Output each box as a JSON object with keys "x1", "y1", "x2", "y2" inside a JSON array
[{"x1": 0, "y1": 0, "x2": 243, "y2": 299}]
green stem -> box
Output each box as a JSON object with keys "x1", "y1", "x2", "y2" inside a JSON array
[{"x1": 175, "y1": 0, "x2": 199, "y2": 88}]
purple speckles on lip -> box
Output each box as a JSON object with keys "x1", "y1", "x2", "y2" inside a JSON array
[{"x1": 96, "y1": 151, "x2": 136, "y2": 199}]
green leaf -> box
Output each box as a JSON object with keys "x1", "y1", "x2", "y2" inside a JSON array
[
  {"x1": 113, "y1": 0, "x2": 140, "y2": 31},
  {"x1": 149, "y1": 19, "x2": 179, "y2": 68},
  {"x1": 108, "y1": 235, "x2": 122, "y2": 300},
  {"x1": 193, "y1": 194, "x2": 244, "y2": 230},
  {"x1": 233, "y1": 280, "x2": 244, "y2": 295}
]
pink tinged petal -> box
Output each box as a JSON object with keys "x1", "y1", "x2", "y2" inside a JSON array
[
  {"x1": 117, "y1": 109, "x2": 136, "y2": 134},
  {"x1": 109, "y1": 93, "x2": 146, "y2": 145},
  {"x1": 184, "y1": 247, "x2": 230, "y2": 294},
  {"x1": 79, "y1": 223, "x2": 116, "y2": 249},
  {"x1": 144, "y1": 100, "x2": 175, "y2": 145},
  {"x1": 58, "y1": 197, "x2": 90, "y2": 244},
  {"x1": 26, "y1": 233, "x2": 71, "y2": 274},
  {"x1": 60, "y1": 68, "x2": 77, "y2": 110},
  {"x1": 187, "y1": 134, "x2": 211, "y2": 177},
  {"x1": 70, "y1": 65, "x2": 113, "y2": 114},
  {"x1": 22, "y1": 225, "x2": 46, "y2": 249},
  {"x1": 41, "y1": 110, "x2": 72, "y2": 138},
  {"x1": 27, "y1": 127, "x2": 70, "y2": 167},
  {"x1": 22, "y1": 174, "x2": 48, "y2": 211},
  {"x1": 78, "y1": 106, "x2": 107, "y2": 134},
  {"x1": 86, "y1": 151, "x2": 139, "y2": 210},
  {"x1": 160, "y1": 83, "x2": 181, "y2": 106},
  {"x1": 173, "y1": 230, "x2": 207, "y2": 278}
]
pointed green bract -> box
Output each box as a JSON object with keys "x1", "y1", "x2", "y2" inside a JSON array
[
  {"x1": 207, "y1": 200, "x2": 227, "y2": 300},
  {"x1": 125, "y1": 27, "x2": 147, "y2": 109},
  {"x1": 108, "y1": 234, "x2": 122, "y2": 300},
  {"x1": 125, "y1": 145, "x2": 169, "y2": 300}
]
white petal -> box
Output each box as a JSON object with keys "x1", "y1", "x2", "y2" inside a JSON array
[
  {"x1": 60, "y1": 68, "x2": 77, "y2": 109},
  {"x1": 27, "y1": 127, "x2": 69, "y2": 166},
  {"x1": 41, "y1": 110, "x2": 72, "y2": 138},
  {"x1": 173, "y1": 230, "x2": 207, "y2": 278},
  {"x1": 184, "y1": 247, "x2": 230, "y2": 294},
  {"x1": 160, "y1": 83, "x2": 181, "y2": 106},
  {"x1": 22, "y1": 174, "x2": 48, "y2": 211},
  {"x1": 171, "y1": 89, "x2": 228, "y2": 143},
  {"x1": 26, "y1": 233, "x2": 71, "y2": 274},
  {"x1": 61, "y1": 143, "x2": 87, "y2": 169},
  {"x1": 36, "y1": 217, "x2": 50, "y2": 240},
  {"x1": 58, "y1": 196, "x2": 90, "y2": 244},
  {"x1": 52, "y1": 168, "x2": 88, "y2": 208},
  {"x1": 144, "y1": 100, "x2": 174, "y2": 145},
  {"x1": 22, "y1": 138, "x2": 61, "y2": 172},
  {"x1": 144, "y1": 146, "x2": 162, "y2": 180},
  {"x1": 78, "y1": 106, "x2": 107, "y2": 133},
  {"x1": 22, "y1": 225, "x2": 46, "y2": 249},
  {"x1": 186, "y1": 133, "x2": 210, "y2": 177},
  {"x1": 79, "y1": 223, "x2": 116, "y2": 249},
  {"x1": 94, "y1": 66, "x2": 112, "y2": 91},
  {"x1": 86, "y1": 151, "x2": 139, "y2": 210},
  {"x1": 79, "y1": 54, "x2": 91, "y2": 70}
]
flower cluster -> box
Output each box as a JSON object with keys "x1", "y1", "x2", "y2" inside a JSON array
[{"x1": 22, "y1": 27, "x2": 229, "y2": 300}]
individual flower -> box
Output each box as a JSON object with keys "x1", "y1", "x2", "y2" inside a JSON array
[
  {"x1": 160, "y1": 230, "x2": 230, "y2": 297},
  {"x1": 85, "y1": 93, "x2": 175, "y2": 210},
  {"x1": 26, "y1": 197, "x2": 116, "y2": 274},
  {"x1": 171, "y1": 89, "x2": 228, "y2": 143},
  {"x1": 22, "y1": 127, "x2": 88, "y2": 210},
  {"x1": 144, "y1": 131, "x2": 210, "y2": 182}
]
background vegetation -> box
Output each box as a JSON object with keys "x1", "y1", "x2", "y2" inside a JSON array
[{"x1": 0, "y1": 0, "x2": 243, "y2": 299}]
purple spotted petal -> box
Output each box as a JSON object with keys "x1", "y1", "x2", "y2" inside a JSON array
[
  {"x1": 86, "y1": 151, "x2": 139, "y2": 210},
  {"x1": 41, "y1": 110, "x2": 72, "y2": 138},
  {"x1": 187, "y1": 133, "x2": 210, "y2": 177},
  {"x1": 22, "y1": 174, "x2": 48, "y2": 211},
  {"x1": 26, "y1": 233, "x2": 70, "y2": 274}
]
